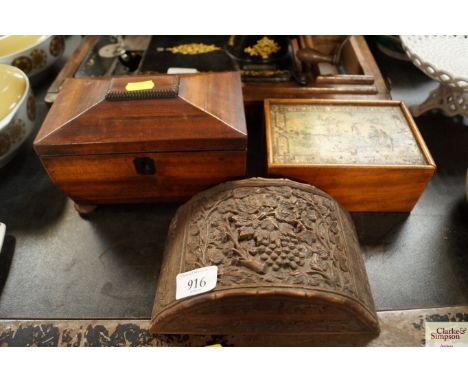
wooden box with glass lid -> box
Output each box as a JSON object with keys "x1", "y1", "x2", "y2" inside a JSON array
[{"x1": 265, "y1": 99, "x2": 436, "y2": 212}]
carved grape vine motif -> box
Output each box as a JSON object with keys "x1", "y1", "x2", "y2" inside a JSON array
[{"x1": 185, "y1": 185, "x2": 356, "y2": 298}]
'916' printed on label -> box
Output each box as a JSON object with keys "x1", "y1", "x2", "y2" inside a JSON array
[{"x1": 176, "y1": 266, "x2": 218, "y2": 300}]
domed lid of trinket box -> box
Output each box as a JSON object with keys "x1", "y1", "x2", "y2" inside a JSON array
[{"x1": 150, "y1": 177, "x2": 379, "y2": 335}]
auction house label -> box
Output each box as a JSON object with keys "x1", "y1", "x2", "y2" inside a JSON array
[
  {"x1": 176, "y1": 266, "x2": 218, "y2": 300},
  {"x1": 426, "y1": 322, "x2": 468, "y2": 347}
]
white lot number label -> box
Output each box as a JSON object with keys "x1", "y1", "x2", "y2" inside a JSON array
[{"x1": 176, "y1": 266, "x2": 218, "y2": 300}]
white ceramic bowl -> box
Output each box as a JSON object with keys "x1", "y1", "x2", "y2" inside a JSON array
[
  {"x1": 0, "y1": 222, "x2": 5, "y2": 253},
  {"x1": 0, "y1": 35, "x2": 65, "y2": 77},
  {"x1": 0, "y1": 64, "x2": 35, "y2": 168}
]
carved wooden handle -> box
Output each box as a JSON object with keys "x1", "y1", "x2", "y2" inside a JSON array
[{"x1": 296, "y1": 36, "x2": 351, "y2": 66}]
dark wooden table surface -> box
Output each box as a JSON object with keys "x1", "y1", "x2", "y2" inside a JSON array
[{"x1": 0, "y1": 36, "x2": 467, "y2": 319}]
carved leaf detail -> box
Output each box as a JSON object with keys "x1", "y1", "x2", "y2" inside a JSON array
[
  {"x1": 184, "y1": 183, "x2": 359, "y2": 300},
  {"x1": 298, "y1": 230, "x2": 317, "y2": 246}
]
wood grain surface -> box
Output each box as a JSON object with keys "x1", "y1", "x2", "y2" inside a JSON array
[
  {"x1": 34, "y1": 72, "x2": 247, "y2": 204},
  {"x1": 41, "y1": 151, "x2": 246, "y2": 204},
  {"x1": 35, "y1": 72, "x2": 247, "y2": 156}
]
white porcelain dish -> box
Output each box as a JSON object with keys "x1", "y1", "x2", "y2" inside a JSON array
[
  {"x1": 0, "y1": 35, "x2": 65, "y2": 77},
  {"x1": 0, "y1": 64, "x2": 36, "y2": 168}
]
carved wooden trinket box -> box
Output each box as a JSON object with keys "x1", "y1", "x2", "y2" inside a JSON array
[
  {"x1": 34, "y1": 72, "x2": 247, "y2": 207},
  {"x1": 151, "y1": 178, "x2": 379, "y2": 335},
  {"x1": 265, "y1": 99, "x2": 436, "y2": 212}
]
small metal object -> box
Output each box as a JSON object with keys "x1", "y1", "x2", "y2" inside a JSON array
[
  {"x1": 98, "y1": 35, "x2": 126, "y2": 58},
  {"x1": 117, "y1": 51, "x2": 141, "y2": 72},
  {"x1": 98, "y1": 43, "x2": 125, "y2": 58},
  {"x1": 0, "y1": 223, "x2": 5, "y2": 253},
  {"x1": 134, "y1": 157, "x2": 156, "y2": 175}
]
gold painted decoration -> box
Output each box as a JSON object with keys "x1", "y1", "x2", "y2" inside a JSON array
[
  {"x1": 49, "y1": 36, "x2": 65, "y2": 57},
  {"x1": 11, "y1": 56, "x2": 32, "y2": 74},
  {"x1": 0, "y1": 133, "x2": 11, "y2": 156},
  {"x1": 30, "y1": 49, "x2": 47, "y2": 69},
  {"x1": 7, "y1": 119, "x2": 25, "y2": 145},
  {"x1": 244, "y1": 37, "x2": 280, "y2": 59},
  {"x1": 166, "y1": 43, "x2": 220, "y2": 55},
  {"x1": 27, "y1": 94, "x2": 36, "y2": 121}
]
